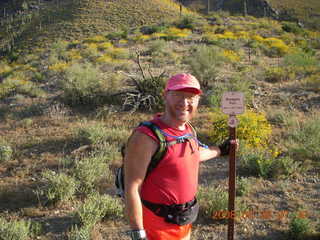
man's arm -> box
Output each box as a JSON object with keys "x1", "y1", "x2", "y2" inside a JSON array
[
  {"x1": 124, "y1": 131, "x2": 158, "y2": 230},
  {"x1": 199, "y1": 146, "x2": 221, "y2": 162},
  {"x1": 199, "y1": 139, "x2": 239, "y2": 162}
]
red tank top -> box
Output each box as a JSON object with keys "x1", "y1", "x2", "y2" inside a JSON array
[{"x1": 136, "y1": 116, "x2": 200, "y2": 205}]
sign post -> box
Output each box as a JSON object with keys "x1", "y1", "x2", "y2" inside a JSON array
[{"x1": 221, "y1": 92, "x2": 245, "y2": 240}]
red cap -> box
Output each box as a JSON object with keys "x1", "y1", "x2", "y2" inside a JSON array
[{"x1": 165, "y1": 73, "x2": 202, "y2": 94}]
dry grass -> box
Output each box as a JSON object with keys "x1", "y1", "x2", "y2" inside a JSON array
[{"x1": 0, "y1": 7, "x2": 319, "y2": 239}]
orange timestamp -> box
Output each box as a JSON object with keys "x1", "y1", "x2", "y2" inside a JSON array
[{"x1": 213, "y1": 210, "x2": 310, "y2": 220}]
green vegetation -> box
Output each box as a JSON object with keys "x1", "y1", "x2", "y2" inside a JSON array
[
  {"x1": 0, "y1": 217, "x2": 31, "y2": 240},
  {"x1": 74, "y1": 192, "x2": 123, "y2": 229},
  {"x1": 288, "y1": 213, "x2": 312, "y2": 240},
  {"x1": 41, "y1": 170, "x2": 77, "y2": 203},
  {"x1": 0, "y1": 1, "x2": 319, "y2": 239}
]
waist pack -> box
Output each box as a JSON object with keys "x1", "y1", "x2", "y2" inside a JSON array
[{"x1": 142, "y1": 198, "x2": 199, "y2": 226}]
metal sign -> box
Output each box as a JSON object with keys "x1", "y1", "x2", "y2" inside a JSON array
[{"x1": 221, "y1": 92, "x2": 245, "y2": 115}]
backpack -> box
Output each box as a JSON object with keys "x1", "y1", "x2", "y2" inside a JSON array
[{"x1": 115, "y1": 121, "x2": 207, "y2": 198}]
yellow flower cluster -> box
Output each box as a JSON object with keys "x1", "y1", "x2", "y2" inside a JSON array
[
  {"x1": 0, "y1": 62, "x2": 12, "y2": 75},
  {"x1": 49, "y1": 61, "x2": 70, "y2": 72},
  {"x1": 84, "y1": 35, "x2": 106, "y2": 43},
  {"x1": 67, "y1": 49, "x2": 82, "y2": 60},
  {"x1": 222, "y1": 49, "x2": 241, "y2": 62},
  {"x1": 209, "y1": 109, "x2": 272, "y2": 149},
  {"x1": 263, "y1": 37, "x2": 290, "y2": 55},
  {"x1": 98, "y1": 42, "x2": 113, "y2": 51},
  {"x1": 164, "y1": 27, "x2": 191, "y2": 39}
]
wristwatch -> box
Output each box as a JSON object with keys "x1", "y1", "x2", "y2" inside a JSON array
[{"x1": 127, "y1": 229, "x2": 147, "y2": 240}]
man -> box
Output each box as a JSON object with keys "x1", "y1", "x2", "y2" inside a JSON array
[{"x1": 124, "y1": 73, "x2": 235, "y2": 240}]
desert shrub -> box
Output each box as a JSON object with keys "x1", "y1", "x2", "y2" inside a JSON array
[
  {"x1": 186, "y1": 45, "x2": 226, "y2": 89},
  {"x1": 198, "y1": 185, "x2": 246, "y2": 220},
  {"x1": 208, "y1": 110, "x2": 272, "y2": 149},
  {"x1": 75, "y1": 122, "x2": 108, "y2": 146},
  {"x1": 302, "y1": 75, "x2": 320, "y2": 92},
  {"x1": 286, "y1": 113, "x2": 320, "y2": 162},
  {"x1": 41, "y1": 170, "x2": 77, "y2": 203},
  {"x1": 283, "y1": 50, "x2": 319, "y2": 77},
  {"x1": 122, "y1": 68, "x2": 166, "y2": 112},
  {"x1": 262, "y1": 38, "x2": 290, "y2": 57},
  {"x1": 264, "y1": 67, "x2": 295, "y2": 82},
  {"x1": 271, "y1": 156, "x2": 302, "y2": 179},
  {"x1": 60, "y1": 62, "x2": 106, "y2": 105},
  {"x1": 236, "y1": 177, "x2": 251, "y2": 197},
  {"x1": 288, "y1": 213, "x2": 312, "y2": 240},
  {"x1": 51, "y1": 40, "x2": 69, "y2": 61},
  {"x1": 175, "y1": 14, "x2": 198, "y2": 30},
  {"x1": 0, "y1": 145, "x2": 13, "y2": 163},
  {"x1": 74, "y1": 193, "x2": 123, "y2": 229},
  {"x1": 239, "y1": 148, "x2": 274, "y2": 178},
  {"x1": 0, "y1": 217, "x2": 31, "y2": 240},
  {"x1": 148, "y1": 39, "x2": 168, "y2": 56},
  {"x1": 162, "y1": 27, "x2": 191, "y2": 40},
  {"x1": 239, "y1": 147, "x2": 301, "y2": 179},
  {"x1": 75, "y1": 122, "x2": 129, "y2": 147},
  {"x1": 207, "y1": 74, "x2": 252, "y2": 108},
  {"x1": 140, "y1": 25, "x2": 167, "y2": 35},
  {"x1": 106, "y1": 30, "x2": 128, "y2": 40},
  {"x1": 74, "y1": 154, "x2": 107, "y2": 194},
  {"x1": 197, "y1": 185, "x2": 228, "y2": 219},
  {"x1": 282, "y1": 22, "x2": 304, "y2": 35},
  {"x1": 68, "y1": 225, "x2": 90, "y2": 240}
]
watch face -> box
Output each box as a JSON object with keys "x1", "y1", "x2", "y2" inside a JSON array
[{"x1": 130, "y1": 230, "x2": 146, "y2": 239}]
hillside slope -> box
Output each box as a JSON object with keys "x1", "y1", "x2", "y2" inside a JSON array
[{"x1": 0, "y1": 0, "x2": 195, "y2": 52}]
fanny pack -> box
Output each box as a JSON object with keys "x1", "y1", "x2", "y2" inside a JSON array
[{"x1": 142, "y1": 198, "x2": 199, "y2": 226}]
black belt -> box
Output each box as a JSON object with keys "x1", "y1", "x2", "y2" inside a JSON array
[{"x1": 142, "y1": 198, "x2": 197, "y2": 217}]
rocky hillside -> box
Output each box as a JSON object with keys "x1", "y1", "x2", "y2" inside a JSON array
[
  {"x1": 0, "y1": 0, "x2": 195, "y2": 53},
  {"x1": 184, "y1": 0, "x2": 320, "y2": 30}
]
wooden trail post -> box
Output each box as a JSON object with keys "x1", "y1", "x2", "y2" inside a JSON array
[{"x1": 221, "y1": 92, "x2": 245, "y2": 240}]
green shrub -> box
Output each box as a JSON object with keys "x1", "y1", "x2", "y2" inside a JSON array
[
  {"x1": 75, "y1": 122, "x2": 129, "y2": 146},
  {"x1": 148, "y1": 39, "x2": 168, "y2": 57},
  {"x1": 74, "y1": 193, "x2": 123, "y2": 229},
  {"x1": 236, "y1": 177, "x2": 251, "y2": 197},
  {"x1": 74, "y1": 154, "x2": 107, "y2": 194},
  {"x1": 288, "y1": 213, "x2": 311, "y2": 240},
  {"x1": 209, "y1": 110, "x2": 272, "y2": 149},
  {"x1": 68, "y1": 225, "x2": 90, "y2": 240},
  {"x1": 122, "y1": 69, "x2": 166, "y2": 112},
  {"x1": 239, "y1": 147, "x2": 301, "y2": 179},
  {"x1": 286, "y1": 113, "x2": 320, "y2": 162},
  {"x1": 175, "y1": 15, "x2": 198, "y2": 30},
  {"x1": 239, "y1": 148, "x2": 274, "y2": 178},
  {"x1": 186, "y1": 45, "x2": 226, "y2": 89},
  {"x1": 284, "y1": 50, "x2": 319, "y2": 72},
  {"x1": 41, "y1": 170, "x2": 77, "y2": 203},
  {"x1": 264, "y1": 67, "x2": 295, "y2": 82},
  {"x1": 0, "y1": 217, "x2": 31, "y2": 240},
  {"x1": 61, "y1": 62, "x2": 106, "y2": 106},
  {"x1": 0, "y1": 145, "x2": 13, "y2": 163},
  {"x1": 140, "y1": 25, "x2": 167, "y2": 35},
  {"x1": 302, "y1": 75, "x2": 320, "y2": 92},
  {"x1": 75, "y1": 122, "x2": 108, "y2": 145},
  {"x1": 106, "y1": 30, "x2": 128, "y2": 40},
  {"x1": 282, "y1": 22, "x2": 304, "y2": 35},
  {"x1": 198, "y1": 185, "x2": 228, "y2": 219}
]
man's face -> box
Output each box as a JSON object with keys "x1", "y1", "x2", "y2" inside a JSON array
[{"x1": 164, "y1": 90, "x2": 200, "y2": 123}]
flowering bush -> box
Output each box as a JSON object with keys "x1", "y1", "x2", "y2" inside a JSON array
[
  {"x1": 208, "y1": 109, "x2": 272, "y2": 149},
  {"x1": 222, "y1": 49, "x2": 241, "y2": 63}
]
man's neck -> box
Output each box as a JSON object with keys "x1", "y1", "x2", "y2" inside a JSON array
[{"x1": 159, "y1": 113, "x2": 187, "y2": 130}]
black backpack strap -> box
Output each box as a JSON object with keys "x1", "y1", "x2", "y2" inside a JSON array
[{"x1": 139, "y1": 121, "x2": 168, "y2": 175}]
